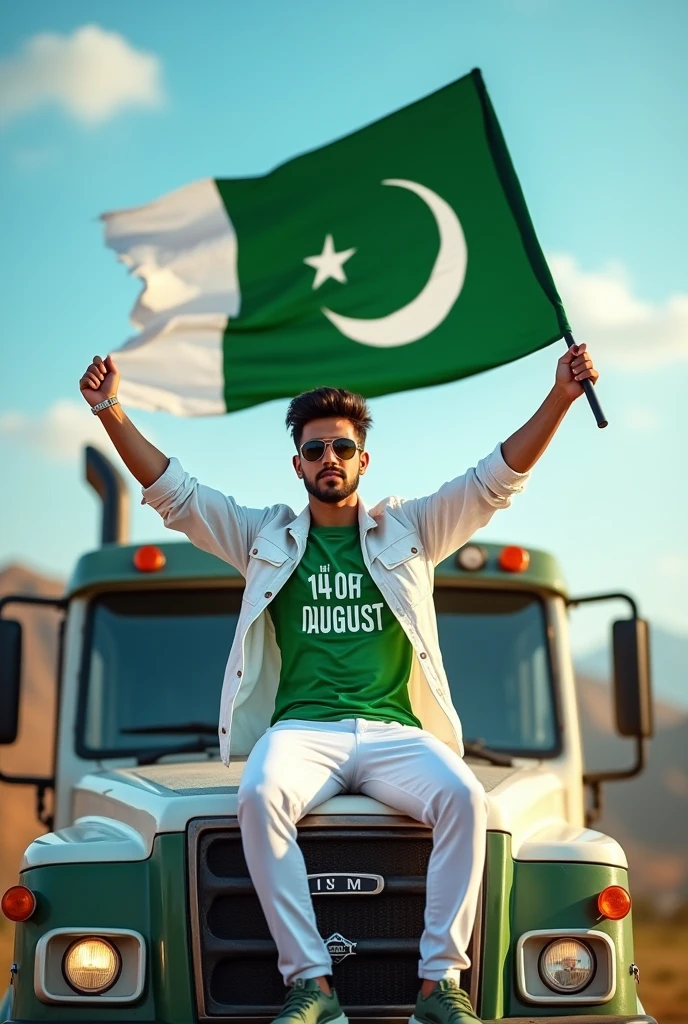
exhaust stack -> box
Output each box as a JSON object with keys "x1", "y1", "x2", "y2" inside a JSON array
[{"x1": 84, "y1": 445, "x2": 130, "y2": 545}]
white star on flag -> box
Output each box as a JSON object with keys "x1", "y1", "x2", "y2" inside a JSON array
[{"x1": 303, "y1": 234, "x2": 356, "y2": 290}]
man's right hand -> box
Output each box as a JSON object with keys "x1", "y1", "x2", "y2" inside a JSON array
[
  {"x1": 79, "y1": 354, "x2": 120, "y2": 409},
  {"x1": 77, "y1": 352, "x2": 168, "y2": 487}
]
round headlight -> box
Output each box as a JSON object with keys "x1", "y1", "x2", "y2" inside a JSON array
[
  {"x1": 539, "y1": 938, "x2": 595, "y2": 993},
  {"x1": 457, "y1": 544, "x2": 487, "y2": 571},
  {"x1": 63, "y1": 937, "x2": 121, "y2": 994}
]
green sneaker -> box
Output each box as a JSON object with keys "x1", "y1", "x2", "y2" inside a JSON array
[
  {"x1": 274, "y1": 978, "x2": 348, "y2": 1024},
  {"x1": 411, "y1": 979, "x2": 482, "y2": 1024}
]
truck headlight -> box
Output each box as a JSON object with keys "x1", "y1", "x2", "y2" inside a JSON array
[
  {"x1": 539, "y1": 938, "x2": 595, "y2": 993},
  {"x1": 63, "y1": 937, "x2": 121, "y2": 994}
]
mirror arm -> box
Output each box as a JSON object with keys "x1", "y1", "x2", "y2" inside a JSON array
[
  {"x1": 585, "y1": 778, "x2": 603, "y2": 826},
  {"x1": 36, "y1": 779, "x2": 54, "y2": 831},
  {"x1": 0, "y1": 593, "x2": 65, "y2": 828},
  {"x1": 581, "y1": 737, "x2": 647, "y2": 831},
  {"x1": 582, "y1": 736, "x2": 647, "y2": 827},
  {"x1": 0, "y1": 771, "x2": 55, "y2": 832},
  {"x1": 0, "y1": 769, "x2": 53, "y2": 786},
  {"x1": 583, "y1": 734, "x2": 647, "y2": 787},
  {"x1": 568, "y1": 591, "x2": 638, "y2": 617},
  {"x1": 0, "y1": 594, "x2": 67, "y2": 615},
  {"x1": 569, "y1": 591, "x2": 650, "y2": 827}
]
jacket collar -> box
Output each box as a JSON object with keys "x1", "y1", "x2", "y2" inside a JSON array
[
  {"x1": 288, "y1": 494, "x2": 378, "y2": 549},
  {"x1": 357, "y1": 497, "x2": 379, "y2": 534}
]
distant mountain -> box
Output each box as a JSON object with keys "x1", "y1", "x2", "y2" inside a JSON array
[
  {"x1": 577, "y1": 626, "x2": 688, "y2": 710},
  {"x1": 1, "y1": 562, "x2": 686, "y2": 908}
]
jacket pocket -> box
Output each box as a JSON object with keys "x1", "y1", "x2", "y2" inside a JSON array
[
  {"x1": 374, "y1": 532, "x2": 431, "y2": 608},
  {"x1": 243, "y1": 536, "x2": 291, "y2": 605}
]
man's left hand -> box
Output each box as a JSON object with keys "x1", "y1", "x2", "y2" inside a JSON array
[{"x1": 555, "y1": 342, "x2": 600, "y2": 402}]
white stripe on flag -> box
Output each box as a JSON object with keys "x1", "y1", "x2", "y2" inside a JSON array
[
  {"x1": 101, "y1": 179, "x2": 239, "y2": 414},
  {"x1": 116, "y1": 314, "x2": 227, "y2": 416}
]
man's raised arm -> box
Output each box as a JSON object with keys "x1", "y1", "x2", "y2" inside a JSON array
[
  {"x1": 407, "y1": 343, "x2": 600, "y2": 564},
  {"x1": 78, "y1": 354, "x2": 265, "y2": 574},
  {"x1": 500, "y1": 343, "x2": 598, "y2": 473},
  {"x1": 79, "y1": 355, "x2": 169, "y2": 486}
]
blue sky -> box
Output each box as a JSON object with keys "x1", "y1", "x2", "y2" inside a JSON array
[{"x1": 1, "y1": 0, "x2": 686, "y2": 657}]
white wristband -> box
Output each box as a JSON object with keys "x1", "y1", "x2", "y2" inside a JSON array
[{"x1": 91, "y1": 396, "x2": 120, "y2": 416}]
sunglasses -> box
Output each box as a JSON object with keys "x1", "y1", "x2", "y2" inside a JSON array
[{"x1": 299, "y1": 437, "x2": 364, "y2": 462}]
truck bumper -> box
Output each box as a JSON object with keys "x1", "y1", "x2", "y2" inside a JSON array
[
  {"x1": 484, "y1": 1017, "x2": 657, "y2": 1024},
  {"x1": 3, "y1": 1017, "x2": 659, "y2": 1023}
]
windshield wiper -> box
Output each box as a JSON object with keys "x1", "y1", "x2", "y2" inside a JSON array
[
  {"x1": 135, "y1": 737, "x2": 220, "y2": 766},
  {"x1": 121, "y1": 722, "x2": 218, "y2": 735},
  {"x1": 463, "y1": 740, "x2": 514, "y2": 767},
  {"x1": 120, "y1": 724, "x2": 220, "y2": 767}
]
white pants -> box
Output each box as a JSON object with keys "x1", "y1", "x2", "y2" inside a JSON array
[{"x1": 237, "y1": 718, "x2": 488, "y2": 986}]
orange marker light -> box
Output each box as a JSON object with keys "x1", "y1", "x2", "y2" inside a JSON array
[
  {"x1": 2, "y1": 885, "x2": 36, "y2": 922},
  {"x1": 498, "y1": 546, "x2": 530, "y2": 573},
  {"x1": 598, "y1": 885, "x2": 632, "y2": 920},
  {"x1": 133, "y1": 545, "x2": 166, "y2": 573}
]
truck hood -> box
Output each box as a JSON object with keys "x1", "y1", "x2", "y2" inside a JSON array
[{"x1": 23, "y1": 758, "x2": 627, "y2": 870}]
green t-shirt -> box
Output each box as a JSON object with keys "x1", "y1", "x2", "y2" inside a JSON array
[{"x1": 269, "y1": 525, "x2": 420, "y2": 728}]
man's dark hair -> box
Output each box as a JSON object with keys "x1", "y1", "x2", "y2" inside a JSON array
[{"x1": 286, "y1": 387, "x2": 372, "y2": 448}]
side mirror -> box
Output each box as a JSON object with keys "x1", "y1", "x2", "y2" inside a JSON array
[
  {"x1": 0, "y1": 618, "x2": 22, "y2": 744},
  {"x1": 612, "y1": 617, "x2": 653, "y2": 738}
]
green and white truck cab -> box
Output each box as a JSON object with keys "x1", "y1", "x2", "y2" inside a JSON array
[{"x1": 0, "y1": 449, "x2": 655, "y2": 1023}]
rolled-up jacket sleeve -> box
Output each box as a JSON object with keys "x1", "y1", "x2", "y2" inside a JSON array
[
  {"x1": 407, "y1": 443, "x2": 530, "y2": 565},
  {"x1": 141, "y1": 457, "x2": 267, "y2": 575}
]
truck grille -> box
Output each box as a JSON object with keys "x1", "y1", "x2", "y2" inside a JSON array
[{"x1": 188, "y1": 817, "x2": 478, "y2": 1020}]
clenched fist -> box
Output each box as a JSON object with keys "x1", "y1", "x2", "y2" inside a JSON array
[
  {"x1": 79, "y1": 354, "x2": 120, "y2": 409},
  {"x1": 554, "y1": 342, "x2": 599, "y2": 402}
]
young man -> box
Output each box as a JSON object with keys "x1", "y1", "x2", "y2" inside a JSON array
[{"x1": 79, "y1": 345, "x2": 599, "y2": 1024}]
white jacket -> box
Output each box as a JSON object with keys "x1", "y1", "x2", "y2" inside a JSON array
[{"x1": 142, "y1": 444, "x2": 529, "y2": 764}]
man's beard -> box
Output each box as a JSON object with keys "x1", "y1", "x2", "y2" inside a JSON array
[{"x1": 304, "y1": 468, "x2": 360, "y2": 504}]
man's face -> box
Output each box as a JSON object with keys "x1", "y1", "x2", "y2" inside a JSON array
[{"x1": 293, "y1": 416, "x2": 370, "y2": 504}]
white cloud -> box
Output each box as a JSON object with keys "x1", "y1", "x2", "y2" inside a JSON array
[
  {"x1": 0, "y1": 400, "x2": 111, "y2": 461},
  {"x1": 0, "y1": 25, "x2": 164, "y2": 126},
  {"x1": 549, "y1": 253, "x2": 688, "y2": 367}
]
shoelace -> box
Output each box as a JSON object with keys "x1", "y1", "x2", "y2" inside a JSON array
[
  {"x1": 279, "y1": 984, "x2": 322, "y2": 1022},
  {"x1": 433, "y1": 984, "x2": 474, "y2": 1021}
]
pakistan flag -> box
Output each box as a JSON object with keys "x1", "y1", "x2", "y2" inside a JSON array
[{"x1": 103, "y1": 69, "x2": 569, "y2": 415}]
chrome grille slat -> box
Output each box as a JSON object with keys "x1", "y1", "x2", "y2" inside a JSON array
[{"x1": 188, "y1": 816, "x2": 479, "y2": 1019}]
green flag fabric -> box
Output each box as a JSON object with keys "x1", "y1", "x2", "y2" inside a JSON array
[{"x1": 102, "y1": 69, "x2": 569, "y2": 416}]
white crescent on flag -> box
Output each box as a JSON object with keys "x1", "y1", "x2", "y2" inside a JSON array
[{"x1": 322, "y1": 179, "x2": 468, "y2": 348}]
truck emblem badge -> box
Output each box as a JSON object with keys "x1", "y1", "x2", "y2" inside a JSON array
[
  {"x1": 308, "y1": 872, "x2": 384, "y2": 895},
  {"x1": 325, "y1": 932, "x2": 357, "y2": 964}
]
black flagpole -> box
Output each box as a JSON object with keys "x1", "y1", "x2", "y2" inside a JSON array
[{"x1": 564, "y1": 331, "x2": 608, "y2": 429}]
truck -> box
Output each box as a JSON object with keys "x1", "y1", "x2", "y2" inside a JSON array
[{"x1": 0, "y1": 446, "x2": 655, "y2": 1023}]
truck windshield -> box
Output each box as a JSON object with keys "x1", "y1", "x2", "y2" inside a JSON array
[
  {"x1": 435, "y1": 589, "x2": 557, "y2": 755},
  {"x1": 79, "y1": 587, "x2": 557, "y2": 759}
]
